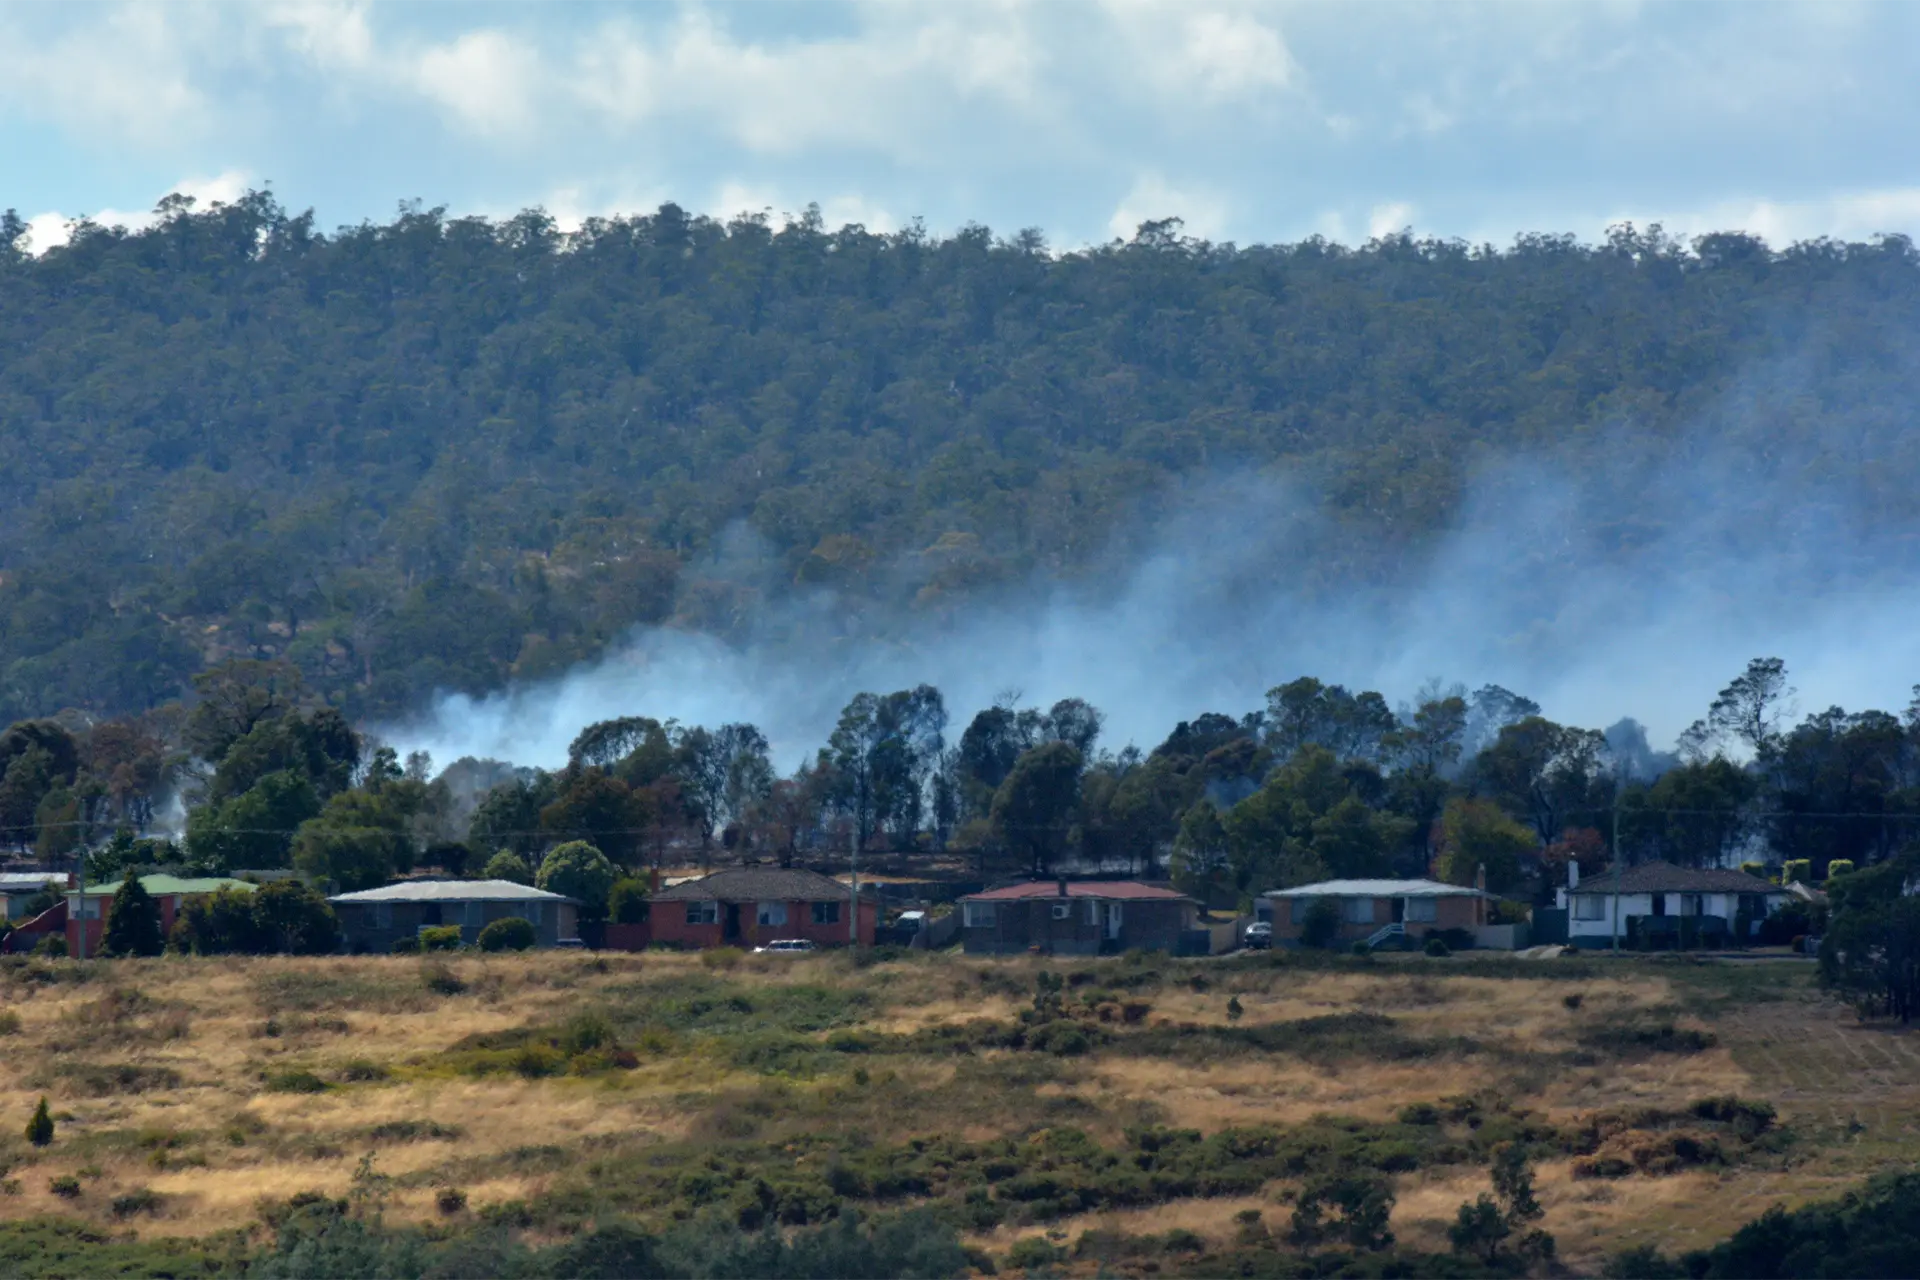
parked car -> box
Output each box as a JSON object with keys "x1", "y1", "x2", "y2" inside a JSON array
[
  {"x1": 1243, "y1": 921, "x2": 1273, "y2": 950},
  {"x1": 753, "y1": 939, "x2": 818, "y2": 954}
]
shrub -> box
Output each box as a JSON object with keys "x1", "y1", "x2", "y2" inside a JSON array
[
  {"x1": 703, "y1": 947, "x2": 746, "y2": 970},
  {"x1": 1398, "y1": 1103, "x2": 1441, "y2": 1126},
  {"x1": 419, "y1": 925, "x2": 464, "y2": 951},
  {"x1": 1782, "y1": 858, "x2": 1812, "y2": 885},
  {"x1": 1225, "y1": 995, "x2": 1244, "y2": 1021},
  {"x1": 482, "y1": 849, "x2": 533, "y2": 885},
  {"x1": 1564, "y1": 992, "x2": 1584, "y2": 1009},
  {"x1": 1739, "y1": 861, "x2": 1768, "y2": 880},
  {"x1": 1300, "y1": 898, "x2": 1341, "y2": 949},
  {"x1": 1006, "y1": 1236, "x2": 1066, "y2": 1269},
  {"x1": 477, "y1": 916, "x2": 537, "y2": 952},
  {"x1": 1351, "y1": 940, "x2": 1372, "y2": 956},
  {"x1": 49, "y1": 1176, "x2": 81, "y2": 1198},
  {"x1": 339, "y1": 1059, "x2": 389, "y2": 1083},
  {"x1": 111, "y1": 1187, "x2": 165, "y2": 1219},
  {"x1": 421, "y1": 962, "x2": 466, "y2": 995},
  {"x1": 1424, "y1": 936, "x2": 1452, "y2": 957},
  {"x1": 1825, "y1": 859, "x2": 1856, "y2": 881},
  {"x1": 264, "y1": 1069, "x2": 330, "y2": 1094},
  {"x1": 560, "y1": 1011, "x2": 613, "y2": 1056},
  {"x1": 536, "y1": 841, "x2": 618, "y2": 918},
  {"x1": 608, "y1": 878, "x2": 651, "y2": 924},
  {"x1": 34, "y1": 932, "x2": 66, "y2": 958},
  {"x1": 0, "y1": 1010, "x2": 18, "y2": 1035},
  {"x1": 26, "y1": 1096, "x2": 53, "y2": 1146},
  {"x1": 436, "y1": 1187, "x2": 468, "y2": 1215},
  {"x1": 390, "y1": 934, "x2": 421, "y2": 954},
  {"x1": 103, "y1": 874, "x2": 165, "y2": 957}
]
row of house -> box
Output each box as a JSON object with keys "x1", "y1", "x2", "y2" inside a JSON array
[{"x1": 1, "y1": 860, "x2": 1800, "y2": 956}]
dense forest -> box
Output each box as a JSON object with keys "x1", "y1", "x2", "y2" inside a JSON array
[{"x1": 3, "y1": 195, "x2": 1920, "y2": 727}]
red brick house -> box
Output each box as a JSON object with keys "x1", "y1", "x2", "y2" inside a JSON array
[{"x1": 616, "y1": 868, "x2": 879, "y2": 950}]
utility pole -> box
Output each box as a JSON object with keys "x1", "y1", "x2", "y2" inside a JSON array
[
  {"x1": 848, "y1": 819, "x2": 859, "y2": 947},
  {"x1": 74, "y1": 839, "x2": 87, "y2": 961},
  {"x1": 1609, "y1": 793, "x2": 1621, "y2": 954}
]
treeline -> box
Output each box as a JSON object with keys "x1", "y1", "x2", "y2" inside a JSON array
[
  {"x1": 4, "y1": 194, "x2": 1920, "y2": 726},
  {"x1": 8, "y1": 653, "x2": 1920, "y2": 913}
]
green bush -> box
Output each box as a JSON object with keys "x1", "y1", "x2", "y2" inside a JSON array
[
  {"x1": 264, "y1": 1069, "x2": 329, "y2": 1094},
  {"x1": 110, "y1": 1187, "x2": 165, "y2": 1219},
  {"x1": 49, "y1": 1176, "x2": 81, "y2": 1198},
  {"x1": 26, "y1": 1096, "x2": 53, "y2": 1146},
  {"x1": 102, "y1": 874, "x2": 165, "y2": 957},
  {"x1": 33, "y1": 934, "x2": 66, "y2": 958},
  {"x1": 421, "y1": 962, "x2": 466, "y2": 996},
  {"x1": 1006, "y1": 1236, "x2": 1066, "y2": 1269},
  {"x1": 0, "y1": 1011, "x2": 19, "y2": 1036},
  {"x1": 1351, "y1": 940, "x2": 1373, "y2": 956},
  {"x1": 481, "y1": 849, "x2": 532, "y2": 885},
  {"x1": 608, "y1": 878, "x2": 651, "y2": 924},
  {"x1": 419, "y1": 925, "x2": 464, "y2": 952},
  {"x1": 536, "y1": 841, "x2": 617, "y2": 918},
  {"x1": 1739, "y1": 861, "x2": 1768, "y2": 880},
  {"x1": 390, "y1": 934, "x2": 420, "y2": 954},
  {"x1": 1424, "y1": 936, "x2": 1451, "y2": 957},
  {"x1": 1299, "y1": 898, "x2": 1341, "y2": 949},
  {"x1": 1825, "y1": 858, "x2": 1856, "y2": 881},
  {"x1": 477, "y1": 917, "x2": 537, "y2": 952},
  {"x1": 1782, "y1": 858, "x2": 1812, "y2": 885}
]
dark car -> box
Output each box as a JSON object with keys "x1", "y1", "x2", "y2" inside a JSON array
[{"x1": 1243, "y1": 921, "x2": 1273, "y2": 950}]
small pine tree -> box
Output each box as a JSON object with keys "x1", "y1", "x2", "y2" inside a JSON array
[
  {"x1": 26, "y1": 1096, "x2": 53, "y2": 1146},
  {"x1": 102, "y1": 872, "x2": 165, "y2": 957},
  {"x1": 1226, "y1": 995, "x2": 1244, "y2": 1022}
]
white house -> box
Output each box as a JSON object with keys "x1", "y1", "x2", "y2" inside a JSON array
[{"x1": 1566, "y1": 862, "x2": 1790, "y2": 948}]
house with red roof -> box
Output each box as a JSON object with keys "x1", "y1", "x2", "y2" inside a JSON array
[{"x1": 957, "y1": 879, "x2": 1202, "y2": 956}]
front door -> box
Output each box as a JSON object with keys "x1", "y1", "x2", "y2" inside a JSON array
[
  {"x1": 724, "y1": 903, "x2": 741, "y2": 941},
  {"x1": 1391, "y1": 898, "x2": 1406, "y2": 924},
  {"x1": 1105, "y1": 902, "x2": 1123, "y2": 941}
]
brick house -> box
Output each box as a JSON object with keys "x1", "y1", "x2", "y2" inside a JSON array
[
  {"x1": 52, "y1": 875, "x2": 258, "y2": 957},
  {"x1": 630, "y1": 868, "x2": 879, "y2": 950},
  {"x1": 329, "y1": 880, "x2": 580, "y2": 952},
  {"x1": 958, "y1": 880, "x2": 1202, "y2": 956},
  {"x1": 1258, "y1": 879, "x2": 1491, "y2": 947}
]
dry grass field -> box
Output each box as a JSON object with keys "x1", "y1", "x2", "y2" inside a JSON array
[{"x1": 0, "y1": 945, "x2": 1914, "y2": 1275}]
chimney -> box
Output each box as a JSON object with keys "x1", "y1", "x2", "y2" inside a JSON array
[
  {"x1": 1057, "y1": 877, "x2": 1069, "y2": 898},
  {"x1": 649, "y1": 867, "x2": 661, "y2": 895}
]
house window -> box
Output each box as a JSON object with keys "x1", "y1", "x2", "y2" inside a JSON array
[
  {"x1": 528, "y1": 902, "x2": 544, "y2": 926},
  {"x1": 373, "y1": 903, "x2": 391, "y2": 930},
  {"x1": 1404, "y1": 897, "x2": 1438, "y2": 923},
  {"x1": 686, "y1": 901, "x2": 719, "y2": 926},
  {"x1": 758, "y1": 901, "x2": 788, "y2": 926},
  {"x1": 1085, "y1": 899, "x2": 1101, "y2": 925},
  {"x1": 1341, "y1": 898, "x2": 1376, "y2": 925},
  {"x1": 1051, "y1": 902, "x2": 1072, "y2": 920},
  {"x1": 463, "y1": 902, "x2": 482, "y2": 928},
  {"x1": 962, "y1": 901, "x2": 994, "y2": 928},
  {"x1": 812, "y1": 900, "x2": 841, "y2": 926},
  {"x1": 1573, "y1": 895, "x2": 1608, "y2": 921},
  {"x1": 1680, "y1": 894, "x2": 1703, "y2": 917}
]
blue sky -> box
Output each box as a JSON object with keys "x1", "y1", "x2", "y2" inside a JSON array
[{"x1": 5, "y1": 1, "x2": 1920, "y2": 252}]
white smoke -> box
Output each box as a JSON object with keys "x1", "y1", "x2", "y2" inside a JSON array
[{"x1": 384, "y1": 423, "x2": 1920, "y2": 774}]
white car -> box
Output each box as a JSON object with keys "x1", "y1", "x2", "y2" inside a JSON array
[{"x1": 752, "y1": 939, "x2": 818, "y2": 954}]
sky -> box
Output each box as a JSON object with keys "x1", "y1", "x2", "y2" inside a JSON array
[{"x1": 7, "y1": 1, "x2": 1920, "y2": 254}]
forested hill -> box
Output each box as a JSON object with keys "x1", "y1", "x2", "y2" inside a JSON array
[{"x1": 2, "y1": 195, "x2": 1918, "y2": 726}]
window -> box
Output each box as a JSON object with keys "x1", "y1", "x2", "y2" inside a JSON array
[
  {"x1": 812, "y1": 900, "x2": 841, "y2": 925},
  {"x1": 373, "y1": 903, "x2": 391, "y2": 930},
  {"x1": 528, "y1": 902, "x2": 544, "y2": 926},
  {"x1": 1051, "y1": 902, "x2": 1072, "y2": 920},
  {"x1": 1404, "y1": 897, "x2": 1438, "y2": 923},
  {"x1": 463, "y1": 901, "x2": 482, "y2": 928},
  {"x1": 1341, "y1": 898, "x2": 1376, "y2": 925},
  {"x1": 1573, "y1": 895, "x2": 1608, "y2": 921},
  {"x1": 1085, "y1": 898, "x2": 1101, "y2": 925},
  {"x1": 962, "y1": 901, "x2": 995, "y2": 928},
  {"x1": 1681, "y1": 894, "x2": 1703, "y2": 917},
  {"x1": 757, "y1": 901, "x2": 788, "y2": 926},
  {"x1": 686, "y1": 901, "x2": 719, "y2": 926}
]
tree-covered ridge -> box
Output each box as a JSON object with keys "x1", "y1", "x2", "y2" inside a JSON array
[{"x1": 3, "y1": 195, "x2": 1919, "y2": 724}]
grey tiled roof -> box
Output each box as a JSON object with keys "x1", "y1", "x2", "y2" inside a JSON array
[{"x1": 648, "y1": 868, "x2": 852, "y2": 902}]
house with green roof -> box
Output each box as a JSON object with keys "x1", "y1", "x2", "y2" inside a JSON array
[{"x1": 63, "y1": 875, "x2": 257, "y2": 958}]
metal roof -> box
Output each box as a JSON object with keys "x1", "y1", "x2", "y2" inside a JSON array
[
  {"x1": 1262, "y1": 878, "x2": 1492, "y2": 899},
  {"x1": 329, "y1": 879, "x2": 576, "y2": 904},
  {"x1": 0, "y1": 873, "x2": 65, "y2": 892},
  {"x1": 72, "y1": 875, "x2": 257, "y2": 897},
  {"x1": 964, "y1": 880, "x2": 1192, "y2": 902}
]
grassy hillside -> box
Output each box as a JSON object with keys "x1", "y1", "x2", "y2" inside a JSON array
[
  {"x1": 1, "y1": 947, "x2": 1912, "y2": 1275},
  {"x1": 4, "y1": 199, "x2": 1919, "y2": 723}
]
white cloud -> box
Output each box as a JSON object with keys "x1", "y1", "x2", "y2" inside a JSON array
[
  {"x1": 0, "y1": 4, "x2": 209, "y2": 145},
  {"x1": 1368, "y1": 201, "x2": 1416, "y2": 239},
  {"x1": 413, "y1": 29, "x2": 543, "y2": 140},
  {"x1": 1604, "y1": 187, "x2": 1920, "y2": 247}
]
